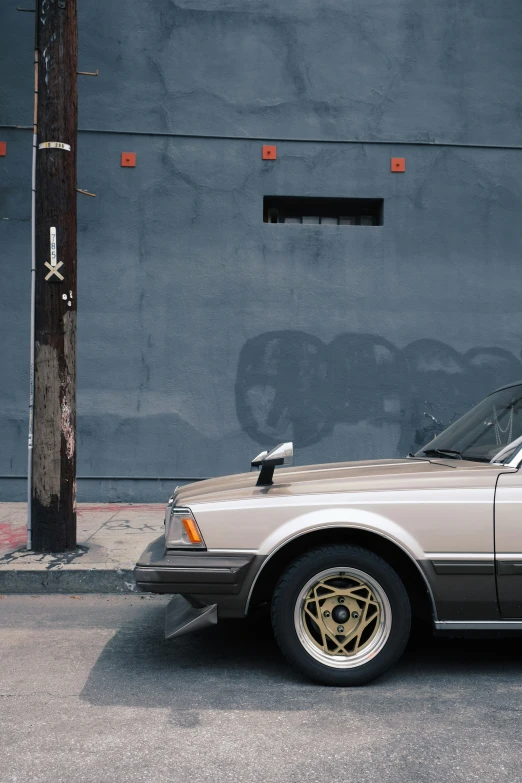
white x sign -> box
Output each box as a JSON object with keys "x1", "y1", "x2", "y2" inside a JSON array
[{"x1": 45, "y1": 261, "x2": 64, "y2": 281}]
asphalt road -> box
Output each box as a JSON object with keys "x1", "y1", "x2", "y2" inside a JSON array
[{"x1": 1, "y1": 595, "x2": 521, "y2": 783}]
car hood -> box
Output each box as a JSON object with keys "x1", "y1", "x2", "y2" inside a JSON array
[{"x1": 174, "y1": 457, "x2": 503, "y2": 507}]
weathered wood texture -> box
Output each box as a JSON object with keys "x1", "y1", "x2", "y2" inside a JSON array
[{"x1": 32, "y1": 0, "x2": 78, "y2": 551}]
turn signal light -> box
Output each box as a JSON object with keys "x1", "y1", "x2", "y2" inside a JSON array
[
  {"x1": 182, "y1": 517, "x2": 202, "y2": 544},
  {"x1": 165, "y1": 507, "x2": 205, "y2": 549}
]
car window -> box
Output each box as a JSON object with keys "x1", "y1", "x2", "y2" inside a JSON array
[{"x1": 416, "y1": 384, "x2": 522, "y2": 462}]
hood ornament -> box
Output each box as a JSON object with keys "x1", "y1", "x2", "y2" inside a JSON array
[{"x1": 251, "y1": 442, "x2": 293, "y2": 487}]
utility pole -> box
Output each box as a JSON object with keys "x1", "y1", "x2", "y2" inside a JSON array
[{"x1": 30, "y1": 0, "x2": 78, "y2": 551}]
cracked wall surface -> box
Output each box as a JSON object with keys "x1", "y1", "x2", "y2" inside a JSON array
[{"x1": 2, "y1": 1, "x2": 522, "y2": 500}]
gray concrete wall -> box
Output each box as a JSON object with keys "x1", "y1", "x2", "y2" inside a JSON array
[{"x1": 2, "y1": 1, "x2": 522, "y2": 501}]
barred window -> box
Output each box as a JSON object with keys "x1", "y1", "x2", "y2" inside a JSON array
[{"x1": 264, "y1": 196, "x2": 383, "y2": 226}]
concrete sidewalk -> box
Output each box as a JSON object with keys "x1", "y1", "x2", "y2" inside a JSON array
[{"x1": 0, "y1": 503, "x2": 164, "y2": 593}]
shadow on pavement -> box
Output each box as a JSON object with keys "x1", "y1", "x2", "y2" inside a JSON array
[{"x1": 80, "y1": 599, "x2": 522, "y2": 714}]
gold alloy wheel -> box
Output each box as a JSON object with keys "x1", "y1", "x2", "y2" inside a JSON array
[{"x1": 294, "y1": 567, "x2": 392, "y2": 669}]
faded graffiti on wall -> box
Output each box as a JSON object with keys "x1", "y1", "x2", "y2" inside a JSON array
[{"x1": 235, "y1": 331, "x2": 522, "y2": 456}]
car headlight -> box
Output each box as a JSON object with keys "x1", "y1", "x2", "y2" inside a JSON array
[{"x1": 165, "y1": 507, "x2": 206, "y2": 549}]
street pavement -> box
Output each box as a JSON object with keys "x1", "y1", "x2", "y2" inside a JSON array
[
  {"x1": 0, "y1": 503, "x2": 164, "y2": 592},
  {"x1": 1, "y1": 595, "x2": 521, "y2": 783}
]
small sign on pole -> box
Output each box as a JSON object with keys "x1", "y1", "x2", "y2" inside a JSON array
[
  {"x1": 45, "y1": 225, "x2": 64, "y2": 281},
  {"x1": 38, "y1": 141, "x2": 71, "y2": 151},
  {"x1": 50, "y1": 226, "x2": 57, "y2": 265}
]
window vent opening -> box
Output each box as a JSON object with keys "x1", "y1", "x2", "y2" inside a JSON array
[{"x1": 263, "y1": 196, "x2": 383, "y2": 226}]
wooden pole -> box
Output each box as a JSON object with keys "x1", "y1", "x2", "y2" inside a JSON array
[{"x1": 31, "y1": 0, "x2": 77, "y2": 551}]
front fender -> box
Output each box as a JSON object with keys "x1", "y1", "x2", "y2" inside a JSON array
[{"x1": 257, "y1": 507, "x2": 425, "y2": 562}]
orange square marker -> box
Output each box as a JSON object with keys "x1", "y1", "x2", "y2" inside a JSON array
[
  {"x1": 0, "y1": 142, "x2": 6, "y2": 157},
  {"x1": 391, "y1": 157, "x2": 405, "y2": 172},
  {"x1": 121, "y1": 152, "x2": 136, "y2": 167},
  {"x1": 262, "y1": 145, "x2": 277, "y2": 160}
]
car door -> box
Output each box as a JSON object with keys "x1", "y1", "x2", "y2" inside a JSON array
[{"x1": 494, "y1": 469, "x2": 522, "y2": 617}]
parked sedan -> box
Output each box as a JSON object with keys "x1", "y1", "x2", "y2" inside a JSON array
[{"x1": 135, "y1": 381, "x2": 522, "y2": 685}]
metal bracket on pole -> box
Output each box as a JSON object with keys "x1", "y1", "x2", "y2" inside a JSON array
[
  {"x1": 77, "y1": 70, "x2": 99, "y2": 76},
  {"x1": 76, "y1": 188, "x2": 96, "y2": 197}
]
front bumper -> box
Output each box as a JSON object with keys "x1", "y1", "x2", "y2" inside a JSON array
[{"x1": 134, "y1": 535, "x2": 255, "y2": 600}]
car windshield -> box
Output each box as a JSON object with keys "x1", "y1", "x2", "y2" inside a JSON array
[{"x1": 415, "y1": 383, "x2": 522, "y2": 463}]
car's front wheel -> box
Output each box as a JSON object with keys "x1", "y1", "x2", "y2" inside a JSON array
[{"x1": 271, "y1": 544, "x2": 411, "y2": 686}]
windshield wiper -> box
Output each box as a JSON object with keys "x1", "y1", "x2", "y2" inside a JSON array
[{"x1": 420, "y1": 448, "x2": 463, "y2": 460}]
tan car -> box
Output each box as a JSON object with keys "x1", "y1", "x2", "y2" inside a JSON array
[{"x1": 135, "y1": 381, "x2": 522, "y2": 685}]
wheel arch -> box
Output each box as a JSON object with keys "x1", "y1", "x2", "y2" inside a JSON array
[{"x1": 247, "y1": 526, "x2": 436, "y2": 624}]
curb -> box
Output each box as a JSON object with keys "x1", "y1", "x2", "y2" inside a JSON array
[{"x1": 0, "y1": 567, "x2": 138, "y2": 594}]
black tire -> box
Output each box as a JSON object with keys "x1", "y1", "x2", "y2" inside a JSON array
[{"x1": 271, "y1": 544, "x2": 411, "y2": 686}]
